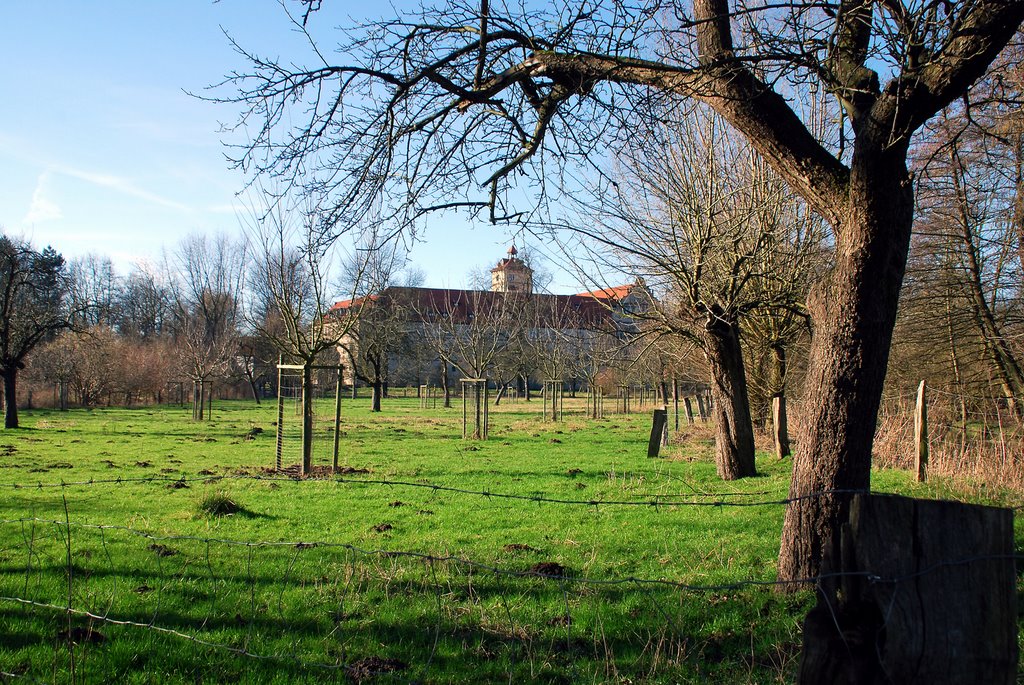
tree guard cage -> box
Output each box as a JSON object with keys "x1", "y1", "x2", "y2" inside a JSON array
[
  {"x1": 543, "y1": 380, "x2": 563, "y2": 421},
  {"x1": 461, "y1": 379, "x2": 489, "y2": 440},
  {"x1": 275, "y1": 361, "x2": 344, "y2": 475},
  {"x1": 587, "y1": 386, "x2": 604, "y2": 419},
  {"x1": 618, "y1": 385, "x2": 631, "y2": 414},
  {"x1": 419, "y1": 385, "x2": 438, "y2": 409}
]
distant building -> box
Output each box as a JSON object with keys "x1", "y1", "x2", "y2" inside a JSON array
[
  {"x1": 329, "y1": 247, "x2": 651, "y2": 387},
  {"x1": 490, "y1": 245, "x2": 533, "y2": 293}
]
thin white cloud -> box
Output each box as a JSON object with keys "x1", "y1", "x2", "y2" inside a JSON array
[
  {"x1": 55, "y1": 164, "x2": 191, "y2": 212},
  {"x1": 23, "y1": 173, "x2": 63, "y2": 224}
]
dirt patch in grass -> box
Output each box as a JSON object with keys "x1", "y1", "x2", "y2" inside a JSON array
[
  {"x1": 372, "y1": 523, "x2": 393, "y2": 533},
  {"x1": 147, "y1": 543, "x2": 177, "y2": 557},
  {"x1": 348, "y1": 656, "x2": 406, "y2": 682},
  {"x1": 47, "y1": 462, "x2": 73, "y2": 469},
  {"x1": 529, "y1": 562, "x2": 567, "y2": 577},
  {"x1": 57, "y1": 626, "x2": 106, "y2": 645},
  {"x1": 336, "y1": 466, "x2": 370, "y2": 475},
  {"x1": 503, "y1": 543, "x2": 539, "y2": 553},
  {"x1": 167, "y1": 478, "x2": 189, "y2": 490},
  {"x1": 134, "y1": 461, "x2": 151, "y2": 468}
]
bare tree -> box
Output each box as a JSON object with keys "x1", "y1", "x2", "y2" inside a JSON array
[
  {"x1": 218, "y1": 0, "x2": 1024, "y2": 580},
  {"x1": 68, "y1": 254, "x2": 119, "y2": 329},
  {"x1": 568, "y1": 108, "x2": 806, "y2": 479},
  {"x1": 116, "y1": 266, "x2": 170, "y2": 341},
  {"x1": 245, "y1": 196, "x2": 361, "y2": 472},
  {"x1": 418, "y1": 289, "x2": 527, "y2": 386},
  {"x1": 336, "y1": 242, "x2": 419, "y2": 412},
  {"x1": 167, "y1": 234, "x2": 247, "y2": 420}
]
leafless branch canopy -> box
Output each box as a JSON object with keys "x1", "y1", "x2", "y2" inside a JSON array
[{"x1": 213, "y1": 0, "x2": 1022, "y2": 240}]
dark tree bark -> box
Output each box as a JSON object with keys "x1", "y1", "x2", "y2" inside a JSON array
[
  {"x1": 371, "y1": 380, "x2": 383, "y2": 412},
  {"x1": 778, "y1": 141, "x2": 914, "y2": 582},
  {"x1": 701, "y1": 311, "x2": 757, "y2": 479},
  {"x1": 3, "y1": 367, "x2": 18, "y2": 429}
]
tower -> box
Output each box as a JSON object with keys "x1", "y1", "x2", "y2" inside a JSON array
[{"x1": 490, "y1": 245, "x2": 533, "y2": 293}]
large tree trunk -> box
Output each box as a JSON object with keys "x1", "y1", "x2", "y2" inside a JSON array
[
  {"x1": 3, "y1": 368, "x2": 18, "y2": 429},
  {"x1": 701, "y1": 310, "x2": 757, "y2": 480},
  {"x1": 778, "y1": 145, "x2": 914, "y2": 585}
]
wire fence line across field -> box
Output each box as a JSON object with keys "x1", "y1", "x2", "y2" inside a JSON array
[
  {"x1": 0, "y1": 474, "x2": 870, "y2": 509},
  {"x1": 1, "y1": 516, "x2": 1017, "y2": 590}
]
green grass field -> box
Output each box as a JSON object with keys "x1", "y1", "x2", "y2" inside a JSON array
[{"x1": 0, "y1": 396, "x2": 1019, "y2": 683}]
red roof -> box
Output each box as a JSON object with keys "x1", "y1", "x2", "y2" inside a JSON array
[
  {"x1": 329, "y1": 287, "x2": 615, "y2": 329},
  {"x1": 574, "y1": 285, "x2": 634, "y2": 301}
]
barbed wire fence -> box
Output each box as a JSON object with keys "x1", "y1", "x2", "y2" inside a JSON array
[{"x1": 0, "y1": 473, "x2": 1018, "y2": 683}]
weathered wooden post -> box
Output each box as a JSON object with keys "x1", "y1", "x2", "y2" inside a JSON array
[
  {"x1": 915, "y1": 379, "x2": 928, "y2": 482},
  {"x1": 647, "y1": 408, "x2": 668, "y2": 458},
  {"x1": 333, "y1": 365, "x2": 343, "y2": 472},
  {"x1": 695, "y1": 394, "x2": 707, "y2": 422},
  {"x1": 683, "y1": 396, "x2": 695, "y2": 425},
  {"x1": 275, "y1": 356, "x2": 285, "y2": 471},
  {"x1": 672, "y1": 378, "x2": 680, "y2": 430},
  {"x1": 799, "y1": 494, "x2": 1016, "y2": 684},
  {"x1": 772, "y1": 395, "x2": 791, "y2": 459},
  {"x1": 301, "y1": 363, "x2": 313, "y2": 475}
]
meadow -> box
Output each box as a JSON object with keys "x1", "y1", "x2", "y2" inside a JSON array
[{"x1": 0, "y1": 395, "x2": 1019, "y2": 683}]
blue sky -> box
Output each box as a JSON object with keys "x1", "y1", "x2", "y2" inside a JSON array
[{"x1": 1, "y1": 1, "x2": 559, "y2": 291}]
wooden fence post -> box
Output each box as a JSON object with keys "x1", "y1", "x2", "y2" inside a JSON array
[
  {"x1": 915, "y1": 379, "x2": 928, "y2": 482},
  {"x1": 647, "y1": 408, "x2": 667, "y2": 458},
  {"x1": 683, "y1": 397, "x2": 694, "y2": 425},
  {"x1": 301, "y1": 363, "x2": 313, "y2": 475},
  {"x1": 333, "y1": 366, "x2": 343, "y2": 472},
  {"x1": 695, "y1": 394, "x2": 708, "y2": 421},
  {"x1": 799, "y1": 494, "x2": 1016, "y2": 684},
  {"x1": 275, "y1": 356, "x2": 284, "y2": 471}
]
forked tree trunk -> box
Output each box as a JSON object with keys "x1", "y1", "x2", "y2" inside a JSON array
[
  {"x1": 701, "y1": 310, "x2": 756, "y2": 480},
  {"x1": 3, "y1": 368, "x2": 18, "y2": 429},
  {"x1": 778, "y1": 146, "x2": 914, "y2": 585}
]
